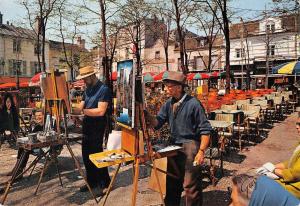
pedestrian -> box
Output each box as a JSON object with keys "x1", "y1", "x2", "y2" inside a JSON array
[
  {"x1": 145, "y1": 71, "x2": 212, "y2": 206},
  {"x1": 72, "y1": 66, "x2": 111, "y2": 196}
]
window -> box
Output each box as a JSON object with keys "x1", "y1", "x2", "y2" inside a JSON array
[
  {"x1": 12, "y1": 60, "x2": 22, "y2": 75},
  {"x1": 195, "y1": 57, "x2": 205, "y2": 70},
  {"x1": 211, "y1": 56, "x2": 219, "y2": 70},
  {"x1": 266, "y1": 22, "x2": 275, "y2": 33},
  {"x1": 30, "y1": 61, "x2": 40, "y2": 75},
  {"x1": 267, "y1": 45, "x2": 275, "y2": 56},
  {"x1": 125, "y1": 47, "x2": 130, "y2": 59},
  {"x1": 22, "y1": 61, "x2": 27, "y2": 76},
  {"x1": 178, "y1": 58, "x2": 182, "y2": 70},
  {"x1": 34, "y1": 43, "x2": 41, "y2": 55},
  {"x1": 0, "y1": 58, "x2": 4, "y2": 75},
  {"x1": 198, "y1": 39, "x2": 206, "y2": 47},
  {"x1": 13, "y1": 39, "x2": 21, "y2": 53},
  {"x1": 188, "y1": 59, "x2": 195, "y2": 71},
  {"x1": 155, "y1": 51, "x2": 160, "y2": 59},
  {"x1": 236, "y1": 48, "x2": 245, "y2": 58}
]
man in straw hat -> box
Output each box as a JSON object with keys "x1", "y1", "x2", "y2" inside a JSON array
[
  {"x1": 145, "y1": 71, "x2": 212, "y2": 206},
  {"x1": 72, "y1": 66, "x2": 111, "y2": 195}
]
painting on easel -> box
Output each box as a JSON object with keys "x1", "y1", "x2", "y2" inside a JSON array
[{"x1": 116, "y1": 60, "x2": 135, "y2": 128}]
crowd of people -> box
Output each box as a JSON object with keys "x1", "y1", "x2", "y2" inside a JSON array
[{"x1": 0, "y1": 67, "x2": 300, "y2": 206}]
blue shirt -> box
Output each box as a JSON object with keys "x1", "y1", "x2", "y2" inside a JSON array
[
  {"x1": 83, "y1": 80, "x2": 111, "y2": 118},
  {"x1": 155, "y1": 94, "x2": 212, "y2": 143},
  {"x1": 249, "y1": 176, "x2": 300, "y2": 206}
]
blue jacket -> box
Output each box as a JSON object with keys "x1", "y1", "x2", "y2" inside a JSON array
[{"x1": 155, "y1": 94, "x2": 212, "y2": 143}]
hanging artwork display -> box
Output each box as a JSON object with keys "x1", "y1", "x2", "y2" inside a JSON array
[{"x1": 116, "y1": 59, "x2": 135, "y2": 128}]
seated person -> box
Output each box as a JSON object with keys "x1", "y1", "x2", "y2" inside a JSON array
[
  {"x1": 230, "y1": 174, "x2": 300, "y2": 206},
  {"x1": 0, "y1": 93, "x2": 19, "y2": 140},
  {"x1": 256, "y1": 117, "x2": 300, "y2": 199},
  {"x1": 1, "y1": 109, "x2": 44, "y2": 185}
]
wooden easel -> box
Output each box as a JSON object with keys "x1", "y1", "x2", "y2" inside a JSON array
[
  {"x1": 0, "y1": 71, "x2": 98, "y2": 204},
  {"x1": 40, "y1": 71, "x2": 98, "y2": 202},
  {"x1": 89, "y1": 80, "x2": 174, "y2": 205}
]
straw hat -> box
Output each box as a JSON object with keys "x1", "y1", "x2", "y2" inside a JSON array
[
  {"x1": 163, "y1": 71, "x2": 187, "y2": 86},
  {"x1": 76, "y1": 66, "x2": 98, "y2": 80}
]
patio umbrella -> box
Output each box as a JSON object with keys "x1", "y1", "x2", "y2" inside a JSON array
[
  {"x1": 31, "y1": 72, "x2": 41, "y2": 83},
  {"x1": 272, "y1": 61, "x2": 300, "y2": 74},
  {"x1": 143, "y1": 73, "x2": 154, "y2": 82},
  {"x1": 193, "y1": 73, "x2": 210, "y2": 80},
  {"x1": 219, "y1": 71, "x2": 234, "y2": 79},
  {"x1": 210, "y1": 71, "x2": 219, "y2": 78},
  {"x1": 29, "y1": 72, "x2": 41, "y2": 86},
  {"x1": 187, "y1": 73, "x2": 196, "y2": 80},
  {"x1": 154, "y1": 71, "x2": 167, "y2": 81}
]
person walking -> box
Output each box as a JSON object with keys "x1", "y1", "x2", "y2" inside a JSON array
[{"x1": 145, "y1": 71, "x2": 212, "y2": 206}]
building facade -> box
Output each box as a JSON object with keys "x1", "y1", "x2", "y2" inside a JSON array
[
  {"x1": 49, "y1": 37, "x2": 91, "y2": 81},
  {"x1": 229, "y1": 14, "x2": 298, "y2": 87},
  {"x1": 0, "y1": 12, "x2": 49, "y2": 83}
]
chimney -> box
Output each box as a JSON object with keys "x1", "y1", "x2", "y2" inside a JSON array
[
  {"x1": 80, "y1": 39, "x2": 85, "y2": 49},
  {"x1": 77, "y1": 36, "x2": 81, "y2": 45},
  {"x1": 77, "y1": 36, "x2": 85, "y2": 49},
  {"x1": 0, "y1": 12, "x2": 2, "y2": 26}
]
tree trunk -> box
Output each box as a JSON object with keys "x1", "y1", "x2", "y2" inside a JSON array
[
  {"x1": 222, "y1": 0, "x2": 230, "y2": 94},
  {"x1": 173, "y1": 0, "x2": 186, "y2": 74},
  {"x1": 99, "y1": 0, "x2": 110, "y2": 85}
]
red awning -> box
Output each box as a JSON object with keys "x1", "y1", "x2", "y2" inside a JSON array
[
  {"x1": 0, "y1": 83, "x2": 15, "y2": 89},
  {"x1": 20, "y1": 82, "x2": 29, "y2": 88},
  {"x1": 0, "y1": 76, "x2": 31, "y2": 84},
  {"x1": 0, "y1": 82, "x2": 28, "y2": 89}
]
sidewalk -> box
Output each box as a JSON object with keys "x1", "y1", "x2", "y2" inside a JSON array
[{"x1": 0, "y1": 113, "x2": 298, "y2": 205}]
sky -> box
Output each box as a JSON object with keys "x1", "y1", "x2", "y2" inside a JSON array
[{"x1": 0, "y1": 0, "x2": 275, "y2": 48}]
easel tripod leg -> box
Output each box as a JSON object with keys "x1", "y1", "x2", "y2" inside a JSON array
[
  {"x1": 54, "y1": 157, "x2": 63, "y2": 187},
  {"x1": 35, "y1": 155, "x2": 50, "y2": 195},
  {"x1": 101, "y1": 163, "x2": 121, "y2": 206},
  {"x1": 131, "y1": 158, "x2": 140, "y2": 206},
  {"x1": 0, "y1": 150, "x2": 28, "y2": 204},
  {"x1": 65, "y1": 142, "x2": 98, "y2": 203},
  {"x1": 151, "y1": 159, "x2": 165, "y2": 206}
]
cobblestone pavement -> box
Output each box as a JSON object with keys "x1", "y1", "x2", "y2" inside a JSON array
[{"x1": 0, "y1": 113, "x2": 298, "y2": 206}]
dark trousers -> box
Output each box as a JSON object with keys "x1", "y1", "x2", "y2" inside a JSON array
[
  {"x1": 82, "y1": 117, "x2": 110, "y2": 188},
  {"x1": 17, "y1": 148, "x2": 30, "y2": 170},
  {"x1": 165, "y1": 140, "x2": 202, "y2": 206}
]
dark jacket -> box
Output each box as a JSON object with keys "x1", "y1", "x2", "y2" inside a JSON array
[
  {"x1": 155, "y1": 94, "x2": 212, "y2": 143},
  {"x1": 0, "y1": 108, "x2": 19, "y2": 132}
]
